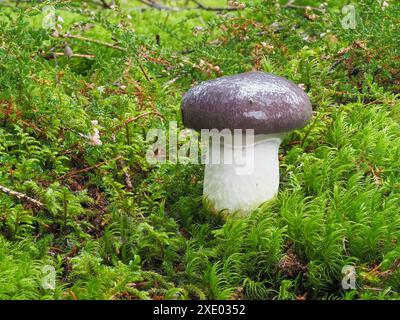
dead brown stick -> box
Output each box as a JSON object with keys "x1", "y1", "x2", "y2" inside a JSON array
[
  {"x1": 138, "y1": 63, "x2": 151, "y2": 82},
  {"x1": 59, "y1": 156, "x2": 122, "y2": 180},
  {"x1": 0, "y1": 184, "x2": 44, "y2": 208},
  {"x1": 50, "y1": 52, "x2": 96, "y2": 59},
  {"x1": 123, "y1": 111, "x2": 165, "y2": 127},
  {"x1": 62, "y1": 33, "x2": 127, "y2": 52},
  {"x1": 111, "y1": 111, "x2": 165, "y2": 137}
]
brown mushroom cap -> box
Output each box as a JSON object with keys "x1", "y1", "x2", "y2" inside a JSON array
[{"x1": 181, "y1": 71, "x2": 312, "y2": 135}]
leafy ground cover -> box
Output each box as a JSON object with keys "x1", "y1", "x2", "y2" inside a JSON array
[{"x1": 0, "y1": 0, "x2": 399, "y2": 300}]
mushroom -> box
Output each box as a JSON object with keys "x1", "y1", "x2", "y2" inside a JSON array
[
  {"x1": 181, "y1": 71, "x2": 312, "y2": 216},
  {"x1": 64, "y1": 43, "x2": 73, "y2": 58}
]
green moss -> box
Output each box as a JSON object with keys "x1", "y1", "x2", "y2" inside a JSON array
[{"x1": 0, "y1": 0, "x2": 399, "y2": 300}]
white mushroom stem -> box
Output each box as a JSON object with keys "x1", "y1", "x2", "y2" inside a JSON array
[{"x1": 203, "y1": 132, "x2": 285, "y2": 216}]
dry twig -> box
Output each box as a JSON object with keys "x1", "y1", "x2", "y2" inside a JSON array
[
  {"x1": 122, "y1": 111, "x2": 165, "y2": 127},
  {"x1": 62, "y1": 33, "x2": 127, "y2": 52},
  {"x1": 46, "y1": 52, "x2": 96, "y2": 59},
  {"x1": 191, "y1": 0, "x2": 239, "y2": 11},
  {"x1": 59, "y1": 156, "x2": 122, "y2": 180},
  {"x1": 138, "y1": 0, "x2": 179, "y2": 11},
  {"x1": 138, "y1": 0, "x2": 239, "y2": 12},
  {"x1": 0, "y1": 184, "x2": 44, "y2": 208},
  {"x1": 283, "y1": 0, "x2": 325, "y2": 13}
]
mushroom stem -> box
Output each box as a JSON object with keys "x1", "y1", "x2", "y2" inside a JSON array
[{"x1": 203, "y1": 133, "x2": 283, "y2": 216}]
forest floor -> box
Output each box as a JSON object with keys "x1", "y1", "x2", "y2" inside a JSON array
[{"x1": 0, "y1": 0, "x2": 399, "y2": 300}]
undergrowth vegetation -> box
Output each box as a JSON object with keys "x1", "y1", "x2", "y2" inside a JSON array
[{"x1": 0, "y1": 0, "x2": 399, "y2": 300}]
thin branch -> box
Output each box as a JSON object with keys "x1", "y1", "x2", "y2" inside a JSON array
[
  {"x1": 59, "y1": 156, "x2": 122, "y2": 180},
  {"x1": 0, "y1": 184, "x2": 44, "y2": 208},
  {"x1": 138, "y1": 63, "x2": 151, "y2": 82},
  {"x1": 190, "y1": 0, "x2": 239, "y2": 12},
  {"x1": 138, "y1": 0, "x2": 179, "y2": 11},
  {"x1": 80, "y1": 0, "x2": 112, "y2": 8},
  {"x1": 108, "y1": 134, "x2": 134, "y2": 191},
  {"x1": 138, "y1": 0, "x2": 239, "y2": 12},
  {"x1": 100, "y1": 0, "x2": 113, "y2": 8},
  {"x1": 283, "y1": 0, "x2": 325, "y2": 13},
  {"x1": 177, "y1": 48, "x2": 195, "y2": 54},
  {"x1": 118, "y1": 156, "x2": 133, "y2": 191},
  {"x1": 46, "y1": 52, "x2": 96, "y2": 59},
  {"x1": 301, "y1": 112, "x2": 320, "y2": 148},
  {"x1": 83, "y1": 0, "x2": 116, "y2": 8},
  {"x1": 62, "y1": 33, "x2": 127, "y2": 52},
  {"x1": 164, "y1": 75, "x2": 181, "y2": 86},
  {"x1": 110, "y1": 111, "x2": 166, "y2": 133},
  {"x1": 328, "y1": 58, "x2": 345, "y2": 74},
  {"x1": 122, "y1": 111, "x2": 165, "y2": 127}
]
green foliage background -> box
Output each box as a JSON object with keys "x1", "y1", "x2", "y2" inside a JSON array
[{"x1": 0, "y1": 0, "x2": 399, "y2": 300}]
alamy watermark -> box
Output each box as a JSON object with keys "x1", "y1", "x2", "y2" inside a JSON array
[
  {"x1": 42, "y1": 5, "x2": 64, "y2": 31},
  {"x1": 41, "y1": 265, "x2": 56, "y2": 291},
  {"x1": 341, "y1": 265, "x2": 356, "y2": 290},
  {"x1": 341, "y1": 5, "x2": 356, "y2": 30},
  {"x1": 145, "y1": 122, "x2": 257, "y2": 175}
]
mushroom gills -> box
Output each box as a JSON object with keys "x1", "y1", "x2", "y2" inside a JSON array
[{"x1": 203, "y1": 134, "x2": 283, "y2": 216}]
